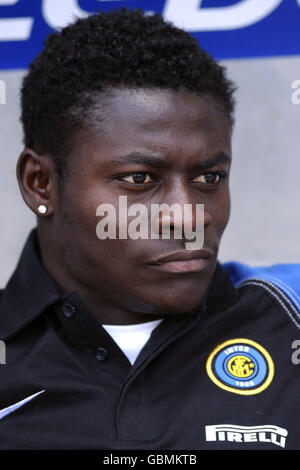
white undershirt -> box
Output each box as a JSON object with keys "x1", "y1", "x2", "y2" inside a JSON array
[{"x1": 102, "y1": 318, "x2": 164, "y2": 365}]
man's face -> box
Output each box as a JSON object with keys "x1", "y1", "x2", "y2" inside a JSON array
[{"x1": 52, "y1": 88, "x2": 232, "y2": 317}]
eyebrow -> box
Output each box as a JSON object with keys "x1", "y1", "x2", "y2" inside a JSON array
[
  {"x1": 110, "y1": 151, "x2": 231, "y2": 170},
  {"x1": 192, "y1": 152, "x2": 231, "y2": 170},
  {"x1": 110, "y1": 153, "x2": 169, "y2": 168}
]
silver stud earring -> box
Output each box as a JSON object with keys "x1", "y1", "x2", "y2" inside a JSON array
[{"x1": 37, "y1": 204, "x2": 47, "y2": 215}]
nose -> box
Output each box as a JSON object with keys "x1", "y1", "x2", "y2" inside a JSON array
[{"x1": 151, "y1": 178, "x2": 212, "y2": 240}]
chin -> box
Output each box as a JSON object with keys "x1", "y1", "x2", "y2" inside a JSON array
[{"x1": 152, "y1": 297, "x2": 205, "y2": 316}]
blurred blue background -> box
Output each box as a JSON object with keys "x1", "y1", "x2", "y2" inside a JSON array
[{"x1": 1, "y1": 0, "x2": 300, "y2": 68}]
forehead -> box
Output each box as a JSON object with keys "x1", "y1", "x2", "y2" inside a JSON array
[{"x1": 70, "y1": 87, "x2": 232, "y2": 165}]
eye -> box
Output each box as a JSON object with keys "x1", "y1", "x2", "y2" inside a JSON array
[
  {"x1": 119, "y1": 172, "x2": 155, "y2": 184},
  {"x1": 192, "y1": 172, "x2": 227, "y2": 185}
]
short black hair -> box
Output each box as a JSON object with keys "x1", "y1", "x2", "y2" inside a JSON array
[{"x1": 20, "y1": 7, "x2": 236, "y2": 179}]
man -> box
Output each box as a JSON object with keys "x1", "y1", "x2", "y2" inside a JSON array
[{"x1": 0, "y1": 7, "x2": 299, "y2": 450}]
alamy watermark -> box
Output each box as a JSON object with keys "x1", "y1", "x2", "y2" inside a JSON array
[
  {"x1": 95, "y1": 196, "x2": 204, "y2": 250},
  {"x1": 291, "y1": 80, "x2": 300, "y2": 104},
  {"x1": 0, "y1": 80, "x2": 6, "y2": 105},
  {"x1": 291, "y1": 340, "x2": 300, "y2": 364}
]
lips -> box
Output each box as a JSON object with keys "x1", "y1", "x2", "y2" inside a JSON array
[
  {"x1": 149, "y1": 249, "x2": 213, "y2": 274},
  {"x1": 151, "y1": 249, "x2": 212, "y2": 264}
]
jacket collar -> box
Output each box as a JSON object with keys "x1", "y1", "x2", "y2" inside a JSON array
[
  {"x1": 205, "y1": 260, "x2": 241, "y2": 314},
  {"x1": 0, "y1": 228, "x2": 240, "y2": 340},
  {"x1": 0, "y1": 229, "x2": 62, "y2": 340}
]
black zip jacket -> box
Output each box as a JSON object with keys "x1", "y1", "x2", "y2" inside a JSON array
[{"x1": 0, "y1": 229, "x2": 299, "y2": 450}]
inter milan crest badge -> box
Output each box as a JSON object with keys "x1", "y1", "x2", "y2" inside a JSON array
[{"x1": 206, "y1": 338, "x2": 274, "y2": 395}]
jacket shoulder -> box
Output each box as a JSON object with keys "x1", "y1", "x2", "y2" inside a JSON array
[
  {"x1": 0, "y1": 289, "x2": 3, "y2": 308},
  {"x1": 223, "y1": 261, "x2": 300, "y2": 324}
]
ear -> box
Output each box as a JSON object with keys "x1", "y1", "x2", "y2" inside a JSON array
[{"x1": 16, "y1": 148, "x2": 58, "y2": 217}]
